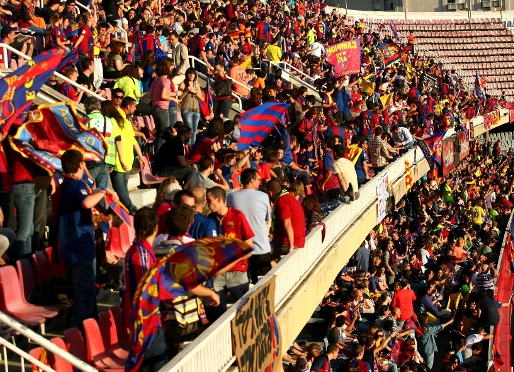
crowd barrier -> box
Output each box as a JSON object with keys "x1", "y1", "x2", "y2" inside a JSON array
[{"x1": 159, "y1": 108, "x2": 512, "y2": 372}]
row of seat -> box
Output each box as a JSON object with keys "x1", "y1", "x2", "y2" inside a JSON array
[
  {"x1": 397, "y1": 23, "x2": 507, "y2": 32},
  {"x1": 389, "y1": 18, "x2": 503, "y2": 25},
  {"x1": 29, "y1": 306, "x2": 130, "y2": 371},
  {"x1": 429, "y1": 50, "x2": 514, "y2": 59}
]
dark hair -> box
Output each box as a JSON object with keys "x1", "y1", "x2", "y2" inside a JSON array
[
  {"x1": 80, "y1": 57, "x2": 93, "y2": 71},
  {"x1": 199, "y1": 155, "x2": 214, "y2": 171},
  {"x1": 173, "y1": 189, "x2": 195, "y2": 205},
  {"x1": 134, "y1": 207, "x2": 159, "y2": 242},
  {"x1": 240, "y1": 168, "x2": 258, "y2": 186},
  {"x1": 177, "y1": 125, "x2": 192, "y2": 137},
  {"x1": 61, "y1": 149, "x2": 83, "y2": 174},
  {"x1": 112, "y1": 88, "x2": 124, "y2": 98},
  {"x1": 121, "y1": 96, "x2": 137, "y2": 108},
  {"x1": 155, "y1": 62, "x2": 171, "y2": 77},
  {"x1": 166, "y1": 204, "x2": 194, "y2": 236},
  {"x1": 303, "y1": 194, "x2": 322, "y2": 216},
  {"x1": 101, "y1": 100, "x2": 124, "y2": 127},
  {"x1": 265, "y1": 178, "x2": 282, "y2": 194},
  {"x1": 334, "y1": 145, "x2": 345, "y2": 158},
  {"x1": 206, "y1": 186, "x2": 226, "y2": 203}
]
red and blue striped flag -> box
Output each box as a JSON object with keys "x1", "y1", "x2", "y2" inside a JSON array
[
  {"x1": 200, "y1": 78, "x2": 213, "y2": 119},
  {"x1": 416, "y1": 130, "x2": 446, "y2": 170},
  {"x1": 237, "y1": 102, "x2": 289, "y2": 150},
  {"x1": 125, "y1": 237, "x2": 252, "y2": 372}
]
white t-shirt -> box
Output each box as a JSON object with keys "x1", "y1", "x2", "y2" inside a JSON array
[
  {"x1": 332, "y1": 157, "x2": 359, "y2": 195},
  {"x1": 309, "y1": 42, "x2": 325, "y2": 58}
]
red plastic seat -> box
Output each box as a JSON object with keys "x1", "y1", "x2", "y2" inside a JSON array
[
  {"x1": 63, "y1": 327, "x2": 88, "y2": 363},
  {"x1": 0, "y1": 265, "x2": 59, "y2": 319},
  {"x1": 141, "y1": 154, "x2": 167, "y2": 186},
  {"x1": 83, "y1": 318, "x2": 126, "y2": 369},
  {"x1": 109, "y1": 306, "x2": 130, "y2": 350},
  {"x1": 98, "y1": 310, "x2": 129, "y2": 359},
  {"x1": 43, "y1": 247, "x2": 68, "y2": 279},
  {"x1": 30, "y1": 251, "x2": 52, "y2": 284},
  {"x1": 50, "y1": 337, "x2": 74, "y2": 372}
]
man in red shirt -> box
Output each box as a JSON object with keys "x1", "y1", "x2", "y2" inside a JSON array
[
  {"x1": 265, "y1": 179, "x2": 306, "y2": 263},
  {"x1": 206, "y1": 186, "x2": 254, "y2": 316},
  {"x1": 391, "y1": 279, "x2": 416, "y2": 321}
]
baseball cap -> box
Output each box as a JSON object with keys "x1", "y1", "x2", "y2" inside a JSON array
[
  {"x1": 1, "y1": 26, "x2": 16, "y2": 39},
  {"x1": 164, "y1": 183, "x2": 182, "y2": 201},
  {"x1": 461, "y1": 284, "x2": 470, "y2": 294}
]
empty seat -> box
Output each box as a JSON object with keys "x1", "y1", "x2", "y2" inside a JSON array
[
  {"x1": 43, "y1": 247, "x2": 68, "y2": 279},
  {"x1": 63, "y1": 327, "x2": 88, "y2": 363},
  {"x1": 82, "y1": 318, "x2": 126, "y2": 369},
  {"x1": 50, "y1": 337, "x2": 74, "y2": 372},
  {"x1": 98, "y1": 310, "x2": 129, "y2": 359},
  {"x1": 0, "y1": 266, "x2": 58, "y2": 324},
  {"x1": 109, "y1": 306, "x2": 130, "y2": 350},
  {"x1": 31, "y1": 251, "x2": 52, "y2": 284}
]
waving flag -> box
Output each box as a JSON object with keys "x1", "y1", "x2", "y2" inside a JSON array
[
  {"x1": 416, "y1": 130, "x2": 446, "y2": 170},
  {"x1": 390, "y1": 20, "x2": 400, "y2": 40},
  {"x1": 390, "y1": 338, "x2": 416, "y2": 366},
  {"x1": 105, "y1": 194, "x2": 132, "y2": 227},
  {"x1": 0, "y1": 49, "x2": 65, "y2": 135},
  {"x1": 126, "y1": 237, "x2": 253, "y2": 372},
  {"x1": 237, "y1": 102, "x2": 289, "y2": 150},
  {"x1": 200, "y1": 78, "x2": 213, "y2": 119},
  {"x1": 378, "y1": 42, "x2": 401, "y2": 67},
  {"x1": 474, "y1": 71, "x2": 486, "y2": 99},
  {"x1": 9, "y1": 102, "x2": 107, "y2": 174}
]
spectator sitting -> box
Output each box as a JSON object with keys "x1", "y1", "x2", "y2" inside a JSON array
[
  {"x1": 185, "y1": 155, "x2": 230, "y2": 193},
  {"x1": 59, "y1": 68, "x2": 85, "y2": 103}
]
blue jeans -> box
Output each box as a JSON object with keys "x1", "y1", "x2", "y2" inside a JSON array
[
  {"x1": 140, "y1": 327, "x2": 168, "y2": 372},
  {"x1": 28, "y1": 26, "x2": 46, "y2": 36},
  {"x1": 11, "y1": 183, "x2": 35, "y2": 259},
  {"x1": 152, "y1": 107, "x2": 170, "y2": 152},
  {"x1": 87, "y1": 163, "x2": 109, "y2": 209},
  {"x1": 72, "y1": 258, "x2": 97, "y2": 330},
  {"x1": 169, "y1": 106, "x2": 178, "y2": 128},
  {"x1": 181, "y1": 110, "x2": 200, "y2": 145},
  {"x1": 215, "y1": 98, "x2": 232, "y2": 119},
  {"x1": 110, "y1": 171, "x2": 137, "y2": 214}
]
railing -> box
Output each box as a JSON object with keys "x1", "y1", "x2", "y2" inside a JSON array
[
  {"x1": 269, "y1": 60, "x2": 319, "y2": 92},
  {"x1": 160, "y1": 142, "x2": 427, "y2": 372},
  {"x1": 188, "y1": 56, "x2": 244, "y2": 109},
  {"x1": 0, "y1": 311, "x2": 98, "y2": 372},
  {"x1": 76, "y1": 2, "x2": 90, "y2": 13},
  {"x1": 0, "y1": 44, "x2": 105, "y2": 102}
]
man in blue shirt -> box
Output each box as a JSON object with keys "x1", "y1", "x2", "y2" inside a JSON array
[
  {"x1": 173, "y1": 189, "x2": 217, "y2": 239},
  {"x1": 334, "y1": 78, "x2": 353, "y2": 122},
  {"x1": 56, "y1": 149, "x2": 118, "y2": 330}
]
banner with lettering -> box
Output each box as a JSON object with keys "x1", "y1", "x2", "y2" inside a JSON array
[
  {"x1": 232, "y1": 276, "x2": 281, "y2": 372},
  {"x1": 458, "y1": 132, "x2": 470, "y2": 161},
  {"x1": 483, "y1": 109, "x2": 500, "y2": 131},
  {"x1": 378, "y1": 42, "x2": 401, "y2": 67},
  {"x1": 376, "y1": 172, "x2": 390, "y2": 224},
  {"x1": 441, "y1": 138, "x2": 455, "y2": 177},
  {"x1": 326, "y1": 39, "x2": 361, "y2": 76}
]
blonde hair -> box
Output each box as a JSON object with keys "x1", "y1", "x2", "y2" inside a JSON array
[{"x1": 154, "y1": 176, "x2": 178, "y2": 206}]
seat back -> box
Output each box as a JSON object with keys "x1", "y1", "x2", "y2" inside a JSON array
[
  {"x1": 50, "y1": 337, "x2": 74, "y2": 372},
  {"x1": 110, "y1": 306, "x2": 130, "y2": 349},
  {"x1": 63, "y1": 328, "x2": 88, "y2": 363},
  {"x1": 98, "y1": 310, "x2": 119, "y2": 352},
  {"x1": 0, "y1": 265, "x2": 26, "y2": 311},
  {"x1": 44, "y1": 247, "x2": 67, "y2": 279},
  {"x1": 30, "y1": 252, "x2": 52, "y2": 284},
  {"x1": 141, "y1": 156, "x2": 164, "y2": 185},
  {"x1": 82, "y1": 318, "x2": 107, "y2": 363},
  {"x1": 29, "y1": 347, "x2": 43, "y2": 371},
  {"x1": 16, "y1": 258, "x2": 36, "y2": 304}
]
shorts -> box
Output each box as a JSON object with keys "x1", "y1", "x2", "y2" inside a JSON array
[{"x1": 212, "y1": 271, "x2": 249, "y2": 292}]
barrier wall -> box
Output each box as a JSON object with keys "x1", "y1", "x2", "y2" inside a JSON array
[{"x1": 160, "y1": 110, "x2": 512, "y2": 372}]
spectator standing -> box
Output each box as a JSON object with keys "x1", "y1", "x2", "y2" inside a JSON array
[
  {"x1": 57, "y1": 149, "x2": 118, "y2": 330},
  {"x1": 478, "y1": 289, "x2": 500, "y2": 328},
  {"x1": 390, "y1": 279, "x2": 416, "y2": 322},
  {"x1": 206, "y1": 187, "x2": 254, "y2": 314},
  {"x1": 368, "y1": 126, "x2": 393, "y2": 174},
  {"x1": 392, "y1": 125, "x2": 415, "y2": 152},
  {"x1": 122, "y1": 207, "x2": 168, "y2": 371},
  {"x1": 169, "y1": 31, "x2": 190, "y2": 86},
  {"x1": 417, "y1": 313, "x2": 453, "y2": 370},
  {"x1": 266, "y1": 179, "x2": 306, "y2": 263},
  {"x1": 229, "y1": 55, "x2": 251, "y2": 97},
  {"x1": 227, "y1": 168, "x2": 272, "y2": 284},
  {"x1": 354, "y1": 241, "x2": 370, "y2": 273},
  {"x1": 178, "y1": 68, "x2": 204, "y2": 145}
]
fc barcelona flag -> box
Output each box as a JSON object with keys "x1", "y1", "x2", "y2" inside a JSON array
[
  {"x1": 200, "y1": 78, "x2": 213, "y2": 119},
  {"x1": 0, "y1": 49, "x2": 65, "y2": 135},
  {"x1": 378, "y1": 42, "x2": 401, "y2": 67},
  {"x1": 9, "y1": 102, "x2": 107, "y2": 173},
  {"x1": 237, "y1": 102, "x2": 289, "y2": 150},
  {"x1": 416, "y1": 130, "x2": 446, "y2": 170},
  {"x1": 125, "y1": 237, "x2": 253, "y2": 372}
]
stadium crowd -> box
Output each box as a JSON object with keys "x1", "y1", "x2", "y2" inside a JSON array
[
  {"x1": 284, "y1": 140, "x2": 514, "y2": 372},
  {"x1": 0, "y1": 0, "x2": 511, "y2": 370}
]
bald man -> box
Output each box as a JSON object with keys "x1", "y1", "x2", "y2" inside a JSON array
[{"x1": 189, "y1": 188, "x2": 217, "y2": 239}]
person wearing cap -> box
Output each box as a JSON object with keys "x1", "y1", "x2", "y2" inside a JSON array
[
  {"x1": 0, "y1": 26, "x2": 33, "y2": 69},
  {"x1": 84, "y1": 97, "x2": 116, "y2": 204}
]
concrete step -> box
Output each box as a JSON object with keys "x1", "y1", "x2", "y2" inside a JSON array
[
  {"x1": 130, "y1": 188, "x2": 156, "y2": 209},
  {"x1": 128, "y1": 173, "x2": 141, "y2": 191}
]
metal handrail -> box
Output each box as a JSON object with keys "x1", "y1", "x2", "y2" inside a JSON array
[
  {"x1": 269, "y1": 60, "x2": 318, "y2": 92},
  {"x1": 188, "y1": 56, "x2": 251, "y2": 97},
  {"x1": 0, "y1": 44, "x2": 106, "y2": 102},
  {"x1": 0, "y1": 311, "x2": 98, "y2": 371},
  {"x1": 76, "y1": 2, "x2": 89, "y2": 12},
  {"x1": 188, "y1": 56, "x2": 244, "y2": 108}
]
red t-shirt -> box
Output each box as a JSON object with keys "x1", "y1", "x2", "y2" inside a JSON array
[
  {"x1": 273, "y1": 193, "x2": 306, "y2": 248},
  {"x1": 78, "y1": 25, "x2": 91, "y2": 55},
  {"x1": 189, "y1": 137, "x2": 215, "y2": 163},
  {"x1": 256, "y1": 162, "x2": 271, "y2": 185},
  {"x1": 155, "y1": 200, "x2": 173, "y2": 234},
  {"x1": 218, "y1": 207, "x2": 254, "y2": 272},
  {"x1": 390, "y1": 288, "x2": 416, "y2": 320},
  {"x1": 9, "y1": 145, "x2": 36, "y2": 184}
]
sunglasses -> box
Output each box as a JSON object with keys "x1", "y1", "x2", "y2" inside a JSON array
[{"x1": 114, "y1": 95, "x2": 124, "y2": 99}]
